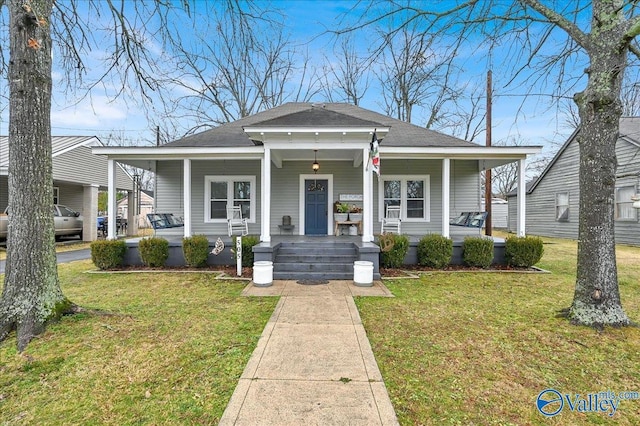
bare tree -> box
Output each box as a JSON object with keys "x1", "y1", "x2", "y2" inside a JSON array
[
  {"x1": 345, "y1": 0, "x2": 640, "y2": 327},
  {"x1": 158, "y1": 9, "x2": 321, "y2": 132},
  {"x1": 0, "y1": 0, "x2": 257, "y2": 351},
  {"x1": 320, "y1": 36, "x2": 371, "y2": 105},
  {"x1": 376, "y1": 26, "x2": 443, "y2": 122}
]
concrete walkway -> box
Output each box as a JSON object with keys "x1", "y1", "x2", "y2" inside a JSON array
[{"x1": 220, "y1": 280, "x2": 399, "y2": 425}]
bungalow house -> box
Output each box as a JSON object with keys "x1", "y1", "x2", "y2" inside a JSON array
[
  {"x1": 0, "y1": 135, "x2": 133, "y2": 241},
  {"x1": 507, "y1": 117, "x2": 640, "y2": 246},
  {"x1": 94, "y1": 103, "x2": 540, "y2": 277}
]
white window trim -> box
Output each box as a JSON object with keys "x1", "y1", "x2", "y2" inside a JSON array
[
  {"x1": 53, "y1": 186, "x2": 59, "y2": 204},
  {"x1": 204, "y1": 175, "x2": 256, "y2": 223},
  {"x1": 378, "y1": 175, "x2": 430, "y2": 222},
  {"x1": 555, "y1": 191, "x2": 569, "y2": 222},
  {"x1": 615, "y1": 185, "x2": 637, "y2": 221}
]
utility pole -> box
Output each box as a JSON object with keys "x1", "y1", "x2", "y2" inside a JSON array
[{"x1": 485, "y1": 70, "x2": 492, "y2": 236}]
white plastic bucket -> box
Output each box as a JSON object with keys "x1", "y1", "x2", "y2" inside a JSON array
[
  {"x1": 253, "y1": 261, "x2": 273, "y2": 287},
  {"x1": 353, "y1": 261, "x2": 373, "y2": 287}
]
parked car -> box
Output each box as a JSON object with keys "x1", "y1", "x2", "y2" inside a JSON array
[{"x1": 0, "y1": 204, "x2": 84, "y2": 240}]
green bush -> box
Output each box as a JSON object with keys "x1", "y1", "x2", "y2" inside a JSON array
[
  {"x1": 417, "y1": 234, "x2": 453, "y2": 268},
  {"x1": 233, "y1": 235, "x2": 260, "y2": 267},
  {"x1": 182, "y1": 235, "x2": 210, "y2": 268},
  {"x1": 505, "y1": 236, "x2": 544, "y2": 267},
  {"x1": 139, "y1": 237, "x2": 169, "y2": 267},
  {"x1": 462, "y1": 237, "x2": 494, "y2": 268},
  {"x1": 90, "y1": 239, "x2": 127, "y2": 270},
  {"x1": 378, "y1": 233, "x2": 409, "y2": 268}
]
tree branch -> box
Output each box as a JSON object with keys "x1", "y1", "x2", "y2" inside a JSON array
[{"x1": 519, "y1": 0, "x2": 590, "y2": 50}]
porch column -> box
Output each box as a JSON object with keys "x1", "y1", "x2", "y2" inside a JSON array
[
  {"x1": 261, "y1": 148, "x2": 271, "y2": 242},
  {"x1": 82, "y1": 184, "x2": 98, "y2": 241},
  {"x1": 442, "y1": 158, "x2": 450, "y2": 238},
  {"x1": 126, "y1": 190, "x2": 137, "y2": 236},
  {"x1": 107, "y1": 158, "x2": 117, "y2": 240},
  {"x1": 517, "y1": 158, "x2": 526, "y2": 236},
  {"x1": 362, "y1": 147, "x2": 374, "y2": 242},
  {"x1": 183, "y1": 159, "x2": 192, "y2": 238}
]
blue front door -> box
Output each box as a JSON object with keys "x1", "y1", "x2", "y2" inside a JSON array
[{"x1": 305, "y1": 179, "x2": 328, "y2": 235}]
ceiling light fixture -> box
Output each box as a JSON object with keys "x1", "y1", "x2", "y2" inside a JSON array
[{"x1": 312, "y1": 150, "x2": 320, "y2": 173}]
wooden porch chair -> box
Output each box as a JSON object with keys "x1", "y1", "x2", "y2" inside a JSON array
[
  {"x1": 381, "y1": 205, "x2": 401, "y2": 234},
  {"x1": 227, "y1": 206, "x2": 248, "y2": 236}
]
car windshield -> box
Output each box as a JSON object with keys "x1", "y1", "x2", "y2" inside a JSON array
[{"x1": 58, "y1": 206, "x2": 77, "y2": 217}]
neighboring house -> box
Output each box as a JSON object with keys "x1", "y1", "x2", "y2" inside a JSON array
[
  {"x1": 507, "y1": 117, "x2": 640, "y2": 246},
  {"x1": 481, "y1": 198, "x2": 509, "y2": 229},
  {"x1": 94, "y1": 103, "x2": 540, "y2": 242},
  {"x1": 117, "y1": 190, "x2": 155, "y2": 228},
  {"x1": 0, "y1": 136, "x2": 133, "y2": 241}
]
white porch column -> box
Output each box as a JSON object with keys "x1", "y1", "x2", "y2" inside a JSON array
[
  {"x1": 183, "y1": 159, "x2": 192, "y2": 238},
  {"x1": 107, "y1": 158, "x2": 117, "y2": 240},
  {"x1": 261, "y1": 148, "x2": 271, "y2": 242},
  {"x1": 517, "y1": 158, "x2": 526, "y2": 236},
  {"x1": 126, "y1": 190, "x2": 137, "y2": 236},
  {"x1": 82, "y1": 184, "x2": 99, "y2": 241},
  {"x1": 442, "y1": 158, "x2": 451, "y2": 238},
  {"x1": 362, "y1": 147, "x2": 374, "y2": 242}
]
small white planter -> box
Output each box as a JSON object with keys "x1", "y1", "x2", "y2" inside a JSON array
[
  {"x1": 253, "y1": 261, "x2": 273, "y2": 287},
  {"x1": 334, "y1": 213, "x2": 349, "y2": 222},
  {"x1": 353, "y1": 261, "x2": 373, "y2": 287},
  {"x1": 349, "y1": 213, "x2": 362, "y2": 222}
]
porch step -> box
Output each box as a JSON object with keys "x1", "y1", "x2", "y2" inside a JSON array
[{"x1": 273, "y1": 241, "x2": 357, "y2": 280}]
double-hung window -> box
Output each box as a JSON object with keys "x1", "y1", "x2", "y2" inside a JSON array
[
  {"x1": 616, "y1": 186, "x2": 636, "y2": 221},
  {"x1": 380, "y1": 175, "x2": 430, "y2": 221},
  {"x1": 555, "y1": 192, "x2": 569, "y2": 221},
  {"x1": 205, "y1": 176, "x2": 256, "y2": 223}
]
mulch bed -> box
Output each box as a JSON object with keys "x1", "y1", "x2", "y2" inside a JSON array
[{"x1": 380, "y1": 264, "x2": 542, "y2": 277}]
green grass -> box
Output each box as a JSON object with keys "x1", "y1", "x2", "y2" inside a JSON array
[
  {"x1": 0, "y1": 260, "x2": 277, "y2": 425},
  {"x1": 2, "y1": 237, "x2": 640, "y2": 424},
  {"x1": 355, "y1": 236, "x2": 640, "y2": 425}
]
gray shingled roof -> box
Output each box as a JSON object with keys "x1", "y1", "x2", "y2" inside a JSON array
[
  {"x1": 0, "y1": 135, "x2": 98, "y2": 169},
  {"x1": 164, "y1": 102, "x2": 479, "y2": 148}
]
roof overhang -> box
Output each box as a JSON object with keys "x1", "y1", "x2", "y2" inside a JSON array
[{"x1": 92, "y1": 144, "x2": 542, "y2": 170}]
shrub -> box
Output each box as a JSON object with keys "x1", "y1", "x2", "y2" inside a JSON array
[
  {"x1": 139, "y1": 237, "x2": 169, "y2": 267},
  {"x1": 417, "y1": 234, "x2": 453, "y2": 268},
  {"x1": 233, "y1": 235, "x2": 260, "y2": 267},
  {"x1": 378, "y1": 233, "x2": 409, "y2": 268},
  {"x1": 462, "y1": 237, "x2": 494, "y2": 268},
  {"x1": 182, "y1": 235, "x2": 210, "y2": 268},
  {"x1": 90, "y1": 240, "x2": 127, "y2": 270},
  {"x1": 505, "y1": 236, "x2": 544, "y2": 267}
]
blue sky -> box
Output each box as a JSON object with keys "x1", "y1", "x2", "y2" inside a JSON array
[{"x1": 0, "y1": 0, "x2": 596, "y2": 158}]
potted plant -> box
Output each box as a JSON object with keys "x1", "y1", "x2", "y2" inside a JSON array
[
  {"x1": 349, "y1": 205, "x2": 362, "y2": 222},
  {"x1": 334, "y1": 202, "x2": 349, "y2": 222}
]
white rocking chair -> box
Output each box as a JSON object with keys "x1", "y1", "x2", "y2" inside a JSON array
[
  {"x1": 227, "y1": 206, "x2": 248, "y2": 237},
  {"x1": 381, "y1": 205, "x2": 402, "y2": 234}
]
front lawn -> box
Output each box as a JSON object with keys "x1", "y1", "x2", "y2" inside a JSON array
[
  {"x1": 356, "y1": 236, "x2": 640, "y2": 425},
  {"x1": 0, "y1": 261, "x2": 277, "y2": 424}
]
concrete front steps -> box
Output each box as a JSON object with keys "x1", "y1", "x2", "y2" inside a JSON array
[{"x1": 273, "y1": 241, "x2": 357, "y2": 280}]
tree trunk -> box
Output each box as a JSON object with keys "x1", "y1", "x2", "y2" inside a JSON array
[
  {"x1": 569, "y1": 8, "x2": 630, "y2": 327},
  {"x1": 0, "y1": 0, "x2": 70, "y2": 351}
]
